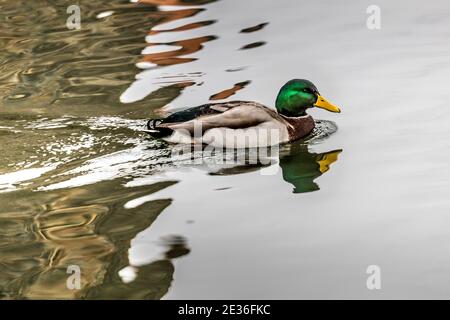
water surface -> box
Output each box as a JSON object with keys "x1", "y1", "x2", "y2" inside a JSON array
[{"x1": 1, "y1": 0, "x2": 450, "y2": 299}]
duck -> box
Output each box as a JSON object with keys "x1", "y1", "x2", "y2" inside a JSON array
[{"x1": 145, "y1": 79, "x2": 341, "y2": 148}]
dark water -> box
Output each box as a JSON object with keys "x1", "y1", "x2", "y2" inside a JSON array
[{"x1": 1, "y1": 0, "x2": 450, "y2": 299}]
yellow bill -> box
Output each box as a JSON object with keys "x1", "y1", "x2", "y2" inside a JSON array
[{"x1": 314, "y1": 95, "x2": 341, "y2": 113}]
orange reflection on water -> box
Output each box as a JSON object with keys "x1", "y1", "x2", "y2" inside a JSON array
[
  {"x1": 141, "y1": 35, "x2": 216, "y2": 67},
  {"x1": 210, "y1": 81, "x2": 251, "y2": 100}
]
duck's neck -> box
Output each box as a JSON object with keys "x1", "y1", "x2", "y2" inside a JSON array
[
  {"x1": 281, "y1": 114, "x2": 315, "y2": 141},
  {"x1": 280, "y1": 110, "x2": 307, "y2": 117}
]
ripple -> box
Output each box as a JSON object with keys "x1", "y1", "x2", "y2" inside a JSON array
[
  {"x1": 0, "y1": 0, "x2": 160, "y2": 113},
  {"x1": 304, "y1": 120, "x2": 338, "y2": 143}
]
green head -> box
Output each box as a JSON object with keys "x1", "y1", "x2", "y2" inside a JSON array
[{"x1": 275, "y1": 79, "x2": 341, "y2": 117}]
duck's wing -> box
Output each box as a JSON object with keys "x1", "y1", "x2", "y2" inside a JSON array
[{"x1": 149, "y1": 101, "x2": 280, "y2": 136}]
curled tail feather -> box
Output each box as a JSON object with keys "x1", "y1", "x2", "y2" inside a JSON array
[
  {"x1": 145, "y1": 118, "x2": 173, "y2": 138},
  {"x1": 147, "y1": 118, "x2": 163, "y2": 130}
]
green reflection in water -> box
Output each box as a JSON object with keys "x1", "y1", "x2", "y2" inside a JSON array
[
  {"x1": 209, "y1": 142, "x2": 342, "y2": 193},
  {"x1": 280, "y1": 143, "x2": 342, "y2": 193}
]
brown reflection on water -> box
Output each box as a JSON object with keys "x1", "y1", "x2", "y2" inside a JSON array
[
  {"x1": 0, "y1": 0, "x2": 177, "y2": 118},
  {"x1": 150, "y1": 20, "x2": 216, "y2": 34},
  {"x1": 0, "y1": 179, "x2": 177, "y2": 299},
  {"x1": 209, "y1": 80, "x2": 251, "y2": 100},
  {"x1": 141, "y1": 35, "x2": 216, "y2": 67},
  {"x1": 240, "y1": 22, "x2": 269, "y2": 33},
  {"x1": 0, "y1": 0, "x2": 222, "y2": 118},
  {"x1": 116, "y1": 0, "x2": 220, "y2": 102},
  {"x1": 240, "y1": 41, "x2": 266, "y2": 50},
  {"x1": 146, "y1": 6, "x2": 204, "y2": 29},
  {"x1": 129, "y1": 0, "x2": 270, "y2": 104}
]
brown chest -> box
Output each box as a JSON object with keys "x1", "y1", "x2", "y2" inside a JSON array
[{"x1": 286, "y1": 116, "x2": 315, "y2": 141}]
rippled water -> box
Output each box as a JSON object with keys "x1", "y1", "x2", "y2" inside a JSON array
[{"x1": 1, "y1": 0, "x2": 450, "y2": 299}]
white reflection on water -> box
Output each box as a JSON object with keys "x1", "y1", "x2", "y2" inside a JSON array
[{"x1": 0, "y1": 166, "x2": 56, "y2": 193}]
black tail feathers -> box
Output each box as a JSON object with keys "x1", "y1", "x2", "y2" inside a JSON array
[
  {"x1": 145, "y1": 118, "x2": 173, "y2": 138},
  {"x1": 147, "y1": 118, "x2": 163, "y2": 130}
]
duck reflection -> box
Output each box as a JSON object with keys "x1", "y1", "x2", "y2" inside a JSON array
[
  {"x1": 209, "y1": 142, "x2": 342, "y2": 194},
  {"x1": 279, "y1": 143, "x2": 341, "y2": 193}
]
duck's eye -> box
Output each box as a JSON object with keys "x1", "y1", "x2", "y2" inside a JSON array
[{"x1": 302, "y1": 88, "x2": 313, "y2": 94}]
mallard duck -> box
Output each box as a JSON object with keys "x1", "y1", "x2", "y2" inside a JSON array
[{"x1": 145, "y1": 79, "x2": 340, "y2": 148}]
